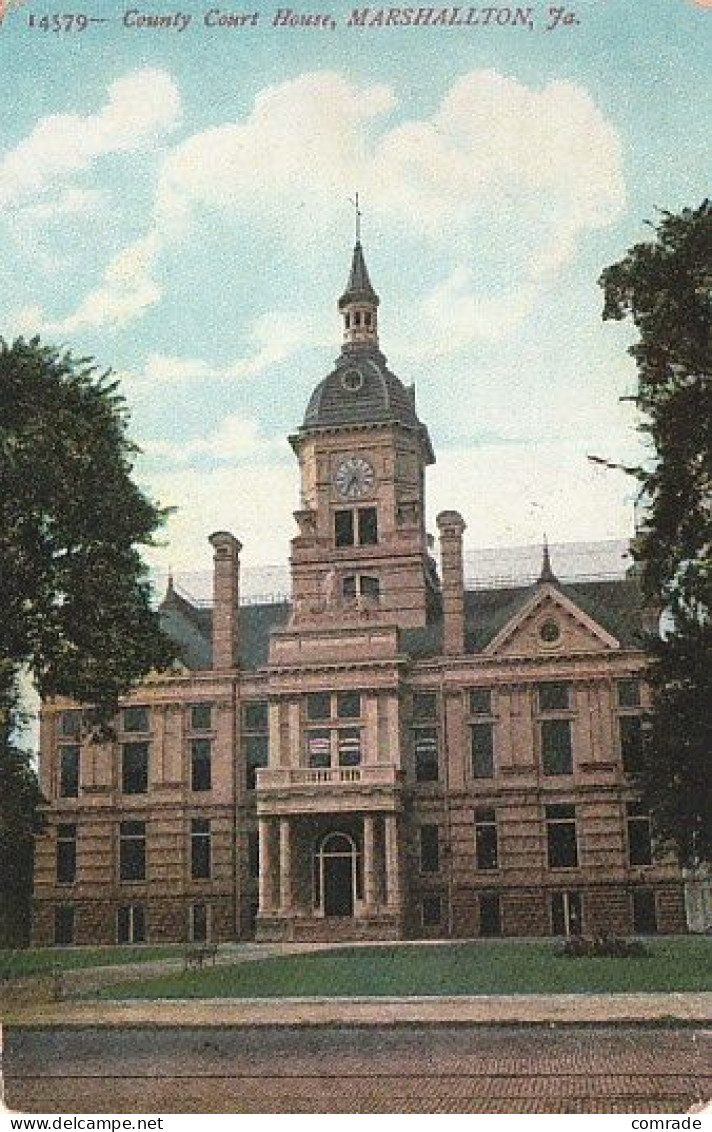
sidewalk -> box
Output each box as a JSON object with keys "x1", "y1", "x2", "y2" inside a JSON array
[{"x1": 4, "y1": 990, "x2": 711, "y2": 1028}]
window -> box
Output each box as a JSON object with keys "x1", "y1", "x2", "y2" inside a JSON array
[
  {"x1": 334, "y1": 507, "x2": 378, "y2": 547},
  {"x1": 191, "y1": 818, "x2": 211, "y2": 879},
  {"x1": 56, "y1": 824, "x2": 77, "y2": 884},
  {"x1": 627, "y1": 803, "x2": 653, "y2": 866},
  {"x1": 190, "y1": 703, "x2": 213, "y2": 731},
  {"x1": 541, "y1": 719, "x2": 573, "y2": 775},
  {"x1": 620, "y1": 715, "x2": 645, "y2": 775},
  {"x1": 469, "y1": 688, "x2": 492, "y2": 715},
  {"x1": 552, "y1": 891, "x2": 583, "y2": 936},
  {"x1": 304, "y1": 692, "x2": 363, "y2": 769},
  {"x1": 421, "y1": 895, "x2": 441, "y2": 927},
  {"x1": 123, "y1": 706, "x2": 149, "y2": 733},
  {"x1": 413, "y1": 692, "x2": 438, "y2": 721},
  {"x1": 632, "y1": 888, "x2": 658, "y2": 934},
  {"x1": 546, "y1": 804, "x2": 578, "y2": 869},
  {"x1": 117, "y1": 905, "x2": 146, "y2": 944},
  {"x1": 59, "y1": 745, "x2": 80, "y2": 798},
  {"x1": 342, "y1": 574, "x2": 380, "y2": 604},
  {"x1": 479, "y1": 893, "x2": 502, "y2": 937},
  {"x1": 190, "y1": 738, "x2": 212, "y2": 792},
  {"x1": 247, "y1": 830, "x2": 259, "y2": 878},
  {"x1": 471, "y1": 723, "x2": 495, "y2": 778},
  {"x1": 538, "y1": 682, "x2": 571, "y2": 711},
  {"x1": 119, "y1": 821, "x2": 146, "y2": 882},
  {"x1": 60, "y1": 710, "x2": 82, "y2": 738},
  {"x1": 191, "y1": 902, "x2": 209, "y2": 943},
  {"x1": 243, "y1": 701, "x2": 269, "y2": 790},
  {"x1": 122, "y1": 741, "x2": 149, "y2": 794},
  {"x1": 617, "y1": 678, "x2": 641, "y2": 708},
  {"x1": 475, "y1": 809, "x2": 498, "y2": 870},
  {"x1": 54, "y1": 905, "x2": 75, "y2": 946},
  {"x1": 419, "y1": 825, "x2": 440, "y2": 873},
  {"x1": 414, "y1": 728, "x2": 439, "y2": 782}
]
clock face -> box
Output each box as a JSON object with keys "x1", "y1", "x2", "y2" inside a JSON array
[{"x1": 334, "y1": 456, "x2": 375, "y2": 499}]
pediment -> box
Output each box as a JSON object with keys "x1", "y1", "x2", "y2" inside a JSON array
[{"x1": 483, "y1": 584, "x2": 620, "y2": 657}]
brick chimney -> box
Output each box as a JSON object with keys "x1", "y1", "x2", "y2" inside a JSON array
[
  {"x1": 209, "y1": 531, "x2": 242, "y2": 670},
  {"x1": 436, "y1": 511, "x2": 466, "y2": 656}
]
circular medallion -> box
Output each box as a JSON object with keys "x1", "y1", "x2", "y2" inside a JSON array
[
  {"x1": 334, "y1": 455, "x2": 375, "y2": 499},
  {"x1": 341, "y1": 368, "x2": 364, "y2": 393}
]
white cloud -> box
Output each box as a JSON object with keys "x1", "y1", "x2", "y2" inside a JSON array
[
  {"x1": 0, "y1": 69, "x2": 181, "y2": 211},
  {"x1": 142, "y1": 414, "x2": 280, "y2": 466}
]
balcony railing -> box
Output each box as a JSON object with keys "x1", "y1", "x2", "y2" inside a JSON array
[{"x1": 256, "y1": 764, "x2": 402, "y2": 790}]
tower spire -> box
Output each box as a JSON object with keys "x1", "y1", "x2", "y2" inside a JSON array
[
  {"x1": 339, "y1": 199, "x2": 379, "y2": 349},
  {"x1": 538, "y1": 535, "x2": 558, "y2": 584}
]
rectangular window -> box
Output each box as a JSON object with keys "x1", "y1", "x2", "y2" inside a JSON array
[
  {"x1": 56, "y1": 824, "x2": 77, "y2": 884},
  {"x1": 306, "y1": 729, "x2": 331, "y2": 769},
  {"x1": 337, "y1": 691, "x2": 361, "y2": 719},
  {"x1": 541, "y1": 718, "x2": 573, "y2": 775},
  {"x1": 617, "y1": 678, "x2": 641, "y2": 708},
  {"x1": 190, "y1": 703, "x2": 213, "y2": 731},
  {"x1": 357, "y1": 507, "x2": 378, "y2": 545},
  {"x1": 469, "y1": 688, "x2": 492, "y2": 715},
  {"x1": 247, "y1": 830, "x2": 259, "y2": 878},
  {"x1": 117, "y1": 904, "x2": 146, "y2": 944},
  {"x1": 54, "y1": 905, "x2": 75, "y2": 946},
  {"x1": 471, "y1": 723, "x2": 495, "y2": 779},
  {"x1": 60, "y1": 710, "x2": 82, "y2": 738},
  {"x1": 627, "y1": 803, "x2": 653, "y2": 866},
  {"x1": 306, "y1": 692, "x2": 331, "y2": 721},
  {"x1": 479, "y1": 893, "x2": 502, "y2": 937},
  {"x1": 191, "y1": 902, "x2": 208, "y2": 943},
  {"x1": 421, "y1": 895, "x2": 441, "y2": 927},
  {"x1": 338, "y1": 728, "x2": 362, "y2": 767},
  {"x1": 191, "y1": 818, "x2": 211, "y2": 880},
  {"x1": 122, "y1": 741, "x2": 149, "y2": 794},
  {"x1": 191, "y1": 738, "x2": 212, "y2": 792},
  {"x1": 122, "y1": 706, "x2": 149, "y2": 733},
  {"x1": 414, "y1": 727, "x2": 439, "y2": 782},
  {"x1": 538, "y1": 682, "x2": 571, "y2": 711},
  {"x1": 620, "y1": 715, "x2": 645, "y2": 774},
  {"x1": 119, "y1": 821, "x2": 146, "y2": 882},
  {"x1": 546, "y1": 804, "x2": 578, "y2": 869},
  {"x1": 243, "y1": 701, "x2": 268, "y2": 731},
  {"x1": 246, "y1": 734, "x2": 268, "y2": 789},
  {"x1": 551, "y1": 891, "x2": 583, "y2": 936},
  {"x1": 243, "y1": 701, "x2": 269, "y2": 790},
  {"x1": 413, "y1": 692, "x2": 438, "y2": 721},
  {"x1": 59, "y1": 745, "x2": 80, "y2": 798},
  {"x1": 632, "y1": 888, "x2": 658, "y2": 934},
  {"x1": 334, "y1": 509, "x2": 355, "y2": 547},
  {"x1": 475, "y1": 809, "x2": 498, "y2": 870},
  {"x1": 419, "y1": 825, "x2": 440, "y2": 873}
]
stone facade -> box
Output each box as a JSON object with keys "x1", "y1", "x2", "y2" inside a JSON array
[{"x1": 31, "y1": 242, "x2": 686, "y2": 947}]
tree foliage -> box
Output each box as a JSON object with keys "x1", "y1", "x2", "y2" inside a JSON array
[
  {"x1": 600, "y1": 200, "x2": 712, "y2": 866},
  {"x1": 1, "y1": 337, "x2": 176, "y2": 942},
  {"x1": 0, "y1": 337, "x2": 175, "y2": 720}
]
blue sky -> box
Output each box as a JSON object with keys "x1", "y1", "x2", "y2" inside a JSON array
[{"x1": 1, "y1": 0, "x2": 710, "y2": 593}]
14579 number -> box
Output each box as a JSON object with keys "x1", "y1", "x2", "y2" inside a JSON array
[{"x1": 28, "y1": 12, "x2": 91, "y2": 29}]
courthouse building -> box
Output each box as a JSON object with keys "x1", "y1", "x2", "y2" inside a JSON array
[{"x1": 32, "y1": 241, "x2": 687, "y2": 946}]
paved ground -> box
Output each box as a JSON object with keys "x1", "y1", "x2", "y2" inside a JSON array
[{"x1": 4, "y1": 1024, "x2": 711, "y2": 1114}]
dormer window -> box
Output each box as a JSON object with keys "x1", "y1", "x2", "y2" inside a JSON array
[{"x1": 353, "y1": 311, "x2": 361, "y2": 327}]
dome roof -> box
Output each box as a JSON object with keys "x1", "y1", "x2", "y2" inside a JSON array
[{"x1": 302, "y1": 349, "x2": 421, "y2": 431}]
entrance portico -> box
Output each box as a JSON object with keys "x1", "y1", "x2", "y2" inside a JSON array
[{"x1": 255, "y1": 811, "x2": 404, "y2": 941}]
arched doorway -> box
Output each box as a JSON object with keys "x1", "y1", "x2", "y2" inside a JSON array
[{"x1": 317, "y1": 832, "x2": 358, "y2": 918}]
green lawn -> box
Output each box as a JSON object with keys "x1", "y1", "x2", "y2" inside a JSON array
[
  {"x1": 98, "y1": 938, "x2": 711, "y2": 999},
  {"x1": 0, "y1": 945, "x2": 182, "y2": 978}
]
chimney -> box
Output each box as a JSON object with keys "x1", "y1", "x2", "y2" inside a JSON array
[
  {"x1": 209, "y1": 531, "x2": 242, "y2": 670},
  {"x1": 436, "y1": 511, "x2": 466, "y2": 656}
]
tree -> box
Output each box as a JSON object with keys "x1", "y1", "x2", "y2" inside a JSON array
[
  {"x1": 0, "y1": 337, "x2": 176, "y2": 942},
  {"x1": 0, "y1": 689, "x2": 45, "y2": 947},
  {"x1": 600, "y1": 200, "x2": 712, "y2": 866}
]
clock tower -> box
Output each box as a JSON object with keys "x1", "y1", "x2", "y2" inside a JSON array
[{"x1": 286, "y1": 239, "x2": 438, "y2": 631}]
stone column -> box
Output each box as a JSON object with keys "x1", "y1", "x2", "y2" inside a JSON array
[
  {"x1": 258, "y1": 818, "x2": 273, "y2": 914},
  {"x1": 436, "y1": 511, "x2": 467, "y2": 656},
  {"x1": 279, "y1": 817, "x2": 292, "y2": 913},
  {"x1": 384, "y1": 814, "x2": 401, "y2": 910},
  {"x1": 363, "y1": 815, "x2": 377, "y2": 911},
  {"x1": 209, "y1": 530, "x2": 242, "y2": 671}
]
